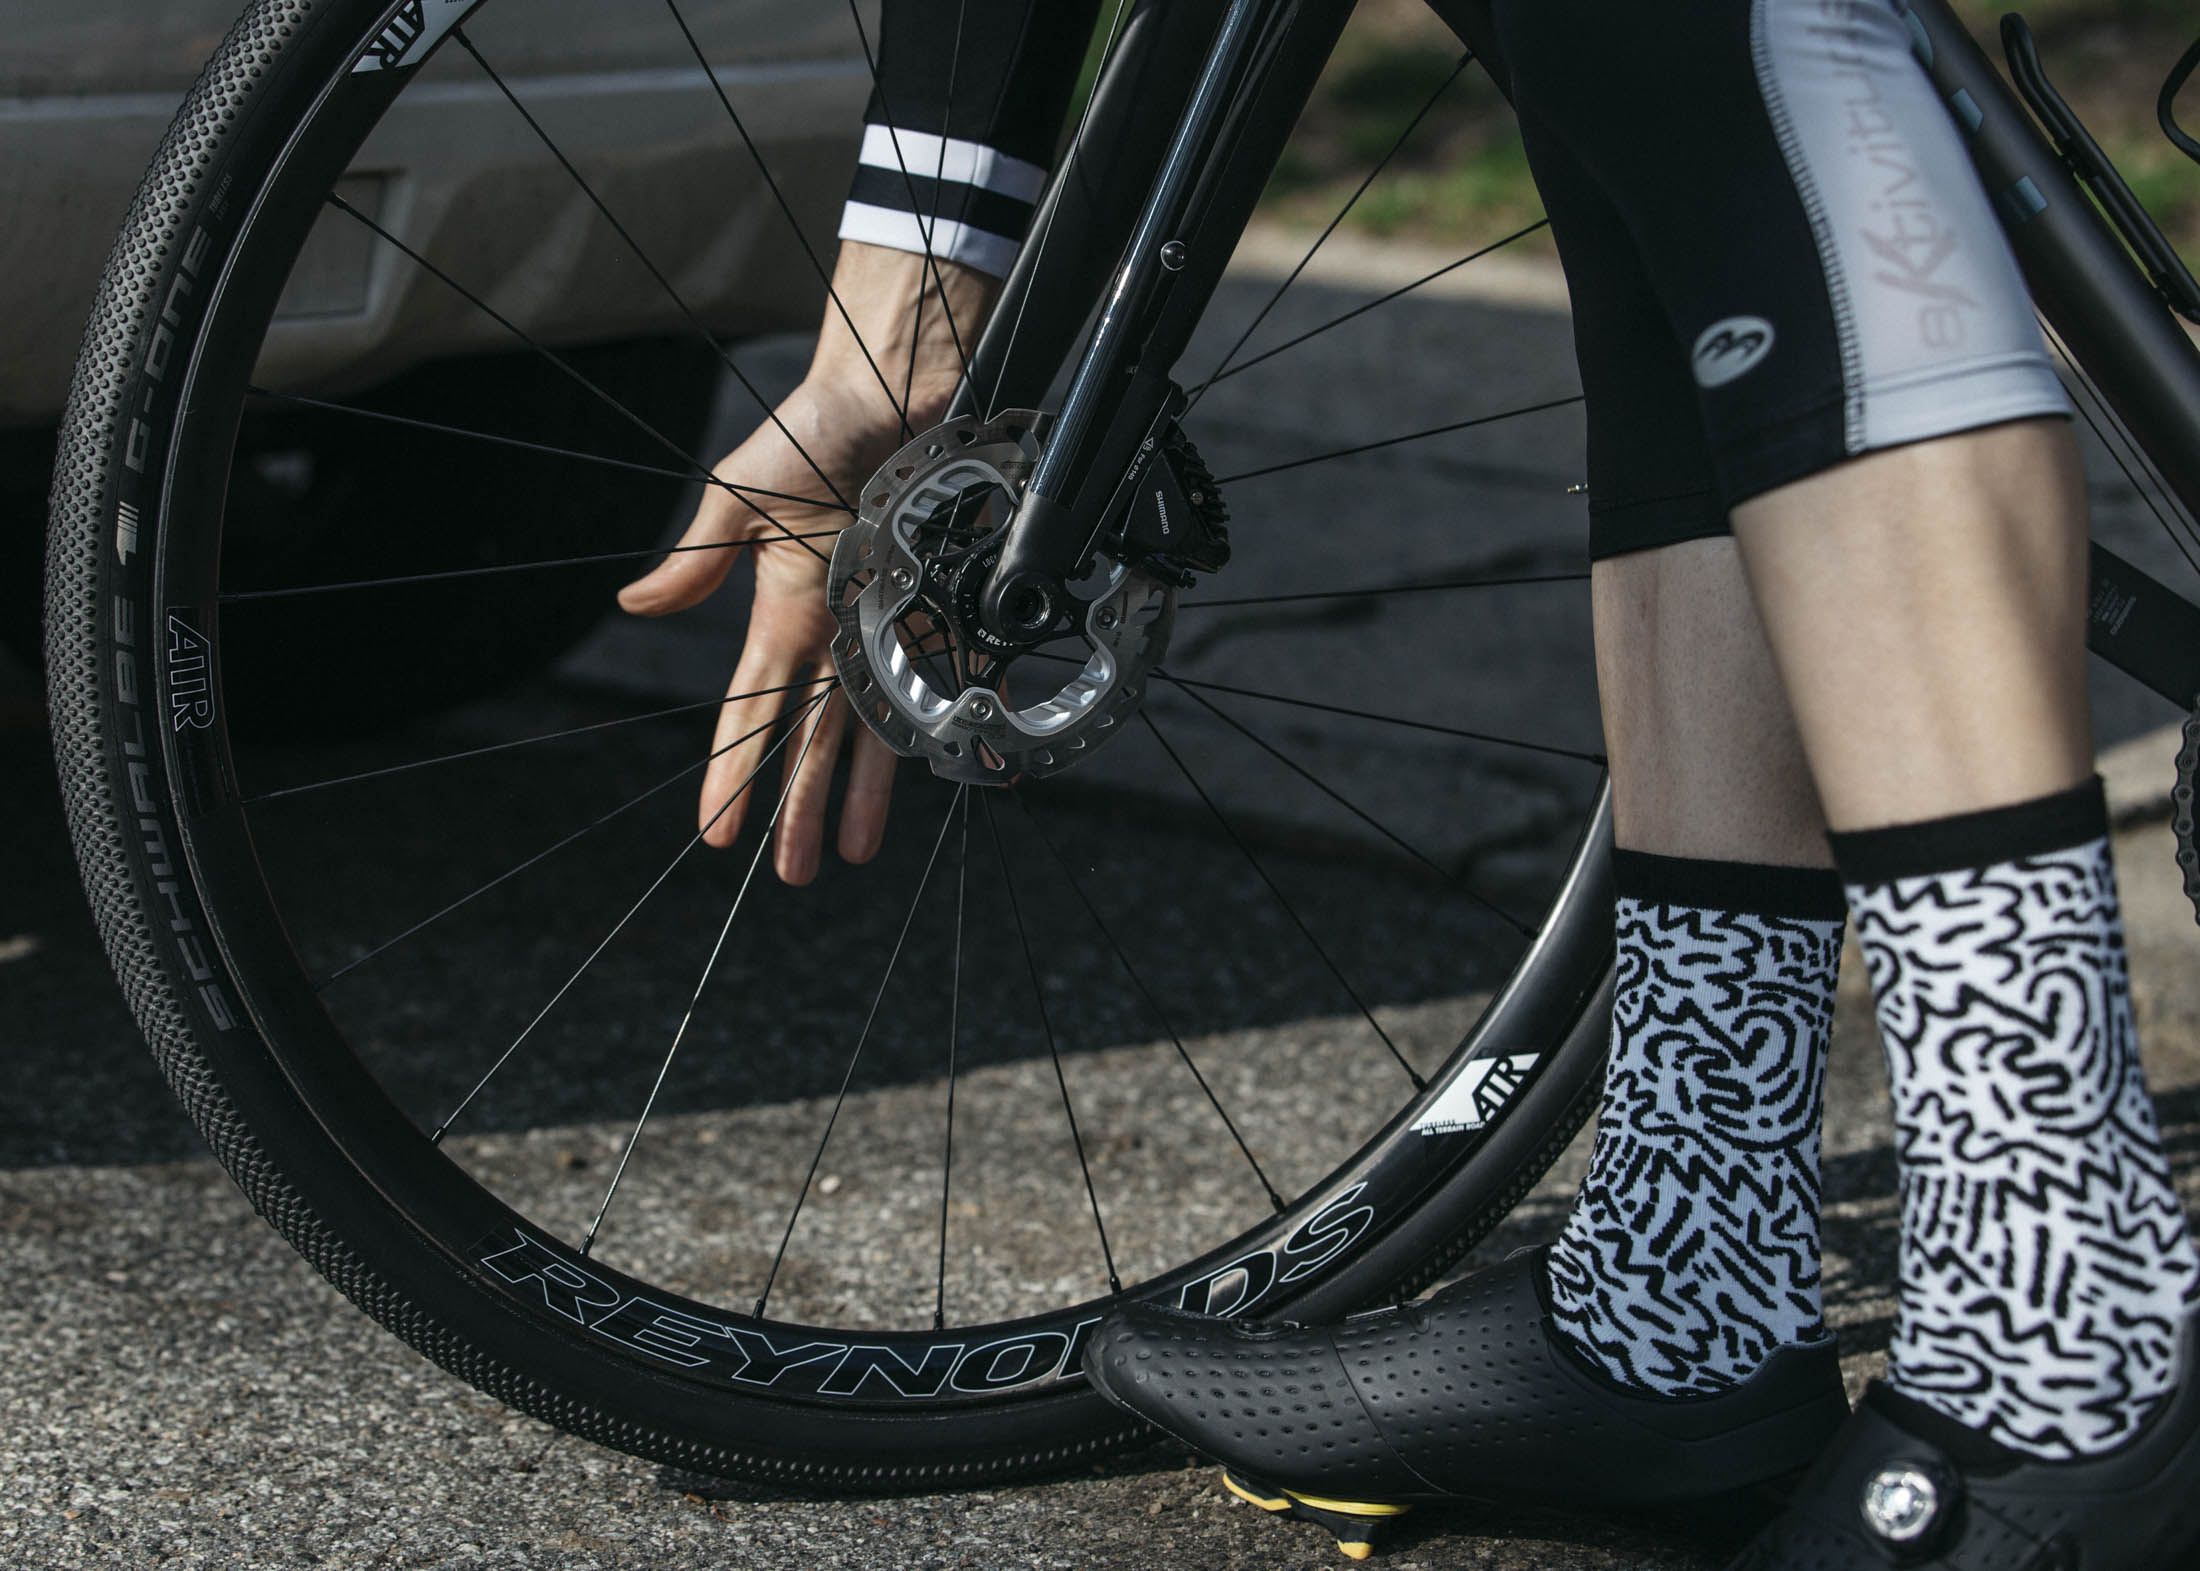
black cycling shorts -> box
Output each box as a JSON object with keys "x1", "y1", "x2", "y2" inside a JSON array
[
  {"x1": 842, "y1": 0, "x2": 2070, "y2": 558},
  {"x1": 1490, "y1": 0, "x2": 2069, "y2": 558}
]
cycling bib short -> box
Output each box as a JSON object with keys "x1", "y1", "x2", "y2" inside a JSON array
[
  {"x1": 841, "y1": 0, "x2": 2070, "y2": 560},
  {"x1": 1490, "y1": 0, "x2": 2070, "y2": 558}
]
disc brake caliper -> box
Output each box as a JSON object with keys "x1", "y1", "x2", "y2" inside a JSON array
[{"x1": 1108, "y1": 425, "x2": 1232, "y2": 588}]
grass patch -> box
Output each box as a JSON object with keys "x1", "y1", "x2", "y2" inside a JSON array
[{"x1": 1247, "y1": 0, "x2": 2198, "y2": 272}]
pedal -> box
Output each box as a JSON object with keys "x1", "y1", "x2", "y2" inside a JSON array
[{"x1": 1222, "y1": 1469, "x2": 1410, "y2": 1560}]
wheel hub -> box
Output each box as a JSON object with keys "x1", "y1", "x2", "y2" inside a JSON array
[{"x1": 829, "y1": 412, "x2": 1181, "y2": 784}]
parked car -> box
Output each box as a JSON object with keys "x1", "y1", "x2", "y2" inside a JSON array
[{"x1": 6, "y1": 0, "x2": 870, "y2": 726}]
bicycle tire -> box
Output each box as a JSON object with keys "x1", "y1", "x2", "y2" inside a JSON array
[{"x1": 46, "y1": 0, "x2": 1615, "y2": 1486}]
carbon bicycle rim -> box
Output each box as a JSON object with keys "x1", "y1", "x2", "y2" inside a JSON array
[{"x1": 46, "y1": 0, "x2": 1613, "y2": 1484}]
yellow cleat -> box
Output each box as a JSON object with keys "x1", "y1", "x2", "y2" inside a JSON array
[{"x1": 1222, "y1": 1470, "x2": 1410, "y2": 1560}]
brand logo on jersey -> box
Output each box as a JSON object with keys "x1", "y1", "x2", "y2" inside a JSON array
[{"x1": 1690, "y1": 317, "x2": 1776, "y2": 388}]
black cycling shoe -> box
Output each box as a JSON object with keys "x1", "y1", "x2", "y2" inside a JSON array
[
  {"x1": 1082, "y1": 1246, "x2": 1850, "y2": 1558},
  {"x1": 1723, "y1": 1308, "x2": 2200, "y2": 1571}
]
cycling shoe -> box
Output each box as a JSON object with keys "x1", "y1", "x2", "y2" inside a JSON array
[
  {"x1": 1723, "y1": 1308, "x2": 2200, "y2": 1571},
  {"x1": 1083, "y1": 1246, "x2": 1850, "y2": 1557}
]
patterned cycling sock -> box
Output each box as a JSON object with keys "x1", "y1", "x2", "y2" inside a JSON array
[
  {"x1": 1832, "y1": 778, "x2": 2200, "y2": 1460},
  {"x1": 1545, "y1": 851, "x2": 1846, "y2": 1396}
]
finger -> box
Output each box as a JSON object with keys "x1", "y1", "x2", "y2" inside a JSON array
[
  {"x1": 700, "y1": 649, "x2": 811, "y2": 849},
  {"x1": 772, "y1": 682, "x2": 850, "y2": 886},
  {"x1": 619, "y1": 482, "x2": 748, "y2": 617},
  {"x1": 837, "y1": 723, "x2": 899, "y2": 866}
]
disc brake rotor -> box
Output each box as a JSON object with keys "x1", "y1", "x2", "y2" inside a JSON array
[{"x1": 828, "y1": 411, "x2": 1176, "y2": 784}]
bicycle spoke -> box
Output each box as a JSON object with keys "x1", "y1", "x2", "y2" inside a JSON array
[
  {"x1": 330, "y1": 684, "x2": 833, "y2": 991},
  {"x1": 896, "y1": 0, "x2": 972, "y2": 421},
  {"x1": 323, "y1": 191, "x2": 827, "y2": 563},
  {"x1": 755, "y1": 785, "x2": 967, "y2": 1314},
  {"x1": 1184, "y1": 52, "x2": 1472, "y2": 421},
  {"x1": 244, "y1": 678, "x2": 832, "y2": 805},
  {"x1": 583, "y1": 700, "x2": 835, "y2": 1257},
  {"x1": 1140, "y1": 710, "x2": 1424, "y2": 1090},
  {"x1": 897, "y1": 611, "x2": 962, "y2": 698},
  {"x1": 1215, "y1": 394, "x2": 1583, "y2": 485},
  {"x1": 1021, "y1": 650, "x2": 1605, "y2": 764},
  {"x1": 1014, "y1": 788, "x2": 1285, "y2": 1212},
  {"x1": 1156, "y1": 673, "x2": 1535, "y2": 937},
  {"x1": 982, "y1": 0, "x2": 1136, "y2": 423},
  {"x1": 842, "y1": 1, "x2": 979, "y2": 394},
  {"x1": 1180, "y1": 569, "x2": 1586, "y2": 611},
  {"x1": 429, "y1": 687, "x2": 834, "y2": 1142},
  {"x1": 980, "y1": 788, "x2": 1122, "y2": 1296},
  {"x1": 934, "y1": 789, "x2": 971, "y2": 1330},
  {"x1": 1162, "y1": 668, "x2": 1603, "y2": 764},
  {"x1": 452, "y1": 28, "x2": 860, "y2": 511},
  {"x1": 218, "y1": 530, "x2": 842, "y2": 603},
  {"x1": 1193, "y1": 219, "x2": 1554, "y2": 395},
  {"x1": 657, "y1": 0, "x2": 915, "y2": 438},
  {"x1": 245, "y1": 385, "x2": 855, "y2": 516}
]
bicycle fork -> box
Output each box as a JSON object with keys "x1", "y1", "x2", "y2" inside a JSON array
[{"x1": 960, "y1": 0, "x2": 1363, "y2": 646}]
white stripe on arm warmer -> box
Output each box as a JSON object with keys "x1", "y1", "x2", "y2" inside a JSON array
[
  {"x1": 838, "y1": 0, "x2": 1098, "y2": 278},
  {"x1": 838, "y1": 125, "x2": 1048, "y2": 278}
]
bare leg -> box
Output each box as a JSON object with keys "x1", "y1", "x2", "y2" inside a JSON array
[
  {"x1": 1728, "y1": 417, "x2": 2091, "y2": 829},
  {"x1": 1548, "y1": 534, "x2": 1846, "y2": 1394},
  {"x1": 1594, "y1": 535, "x2": 1828, "y2": 864},
  {"x1": 1731, "y1": 414, "x2": 2200, "y2": 1464}
]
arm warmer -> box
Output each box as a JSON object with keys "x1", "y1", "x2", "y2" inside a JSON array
[{"x1": 839, "y1": 0, "x2": 1102, "y2": 277}]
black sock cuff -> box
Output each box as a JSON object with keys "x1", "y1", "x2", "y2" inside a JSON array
[
  {"x1": 1827, "y1": 776, "x2": 2107, "y2": 885},
  {"x1": 1612, "y1": 849, "x2": 1847, "y2": 920}
]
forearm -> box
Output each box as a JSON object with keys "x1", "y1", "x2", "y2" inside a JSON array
[{"x1": 808, "y1": 241, "x2": 999, "y2": 428}]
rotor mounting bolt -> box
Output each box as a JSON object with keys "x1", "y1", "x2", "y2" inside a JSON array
[
  {"x1": 1094, "y1": 605, "x2": 1120, "y2": 631},
  {"x1": 1159, "y1": 240, "x2": 1188, "y2": 271},
  {"x1": 890, "y1": 565, "x2": 916, "y2": 590},
  {"x1": 969, "y1": 696, "x2": 996, "y2": 721}
]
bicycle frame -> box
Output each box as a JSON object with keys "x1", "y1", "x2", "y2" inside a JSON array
[
  {"x1": 962, "y1": 0, "x2": 2200, "y2": 704},
  {"x1": 1898, "y1": 0, "x2": 2200, "y2": 706}
]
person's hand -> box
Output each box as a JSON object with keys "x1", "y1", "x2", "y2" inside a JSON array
[{"x1": 618, "y1": 242, "x2": 997, "y2": 884}]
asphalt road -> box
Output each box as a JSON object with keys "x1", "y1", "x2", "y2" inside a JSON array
[{"x1": 6, "y1": 234, "x2": 2200, "y2": 1570}]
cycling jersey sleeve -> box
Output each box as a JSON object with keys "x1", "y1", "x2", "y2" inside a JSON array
[{"x1": 839, "y1": 0, "x2": 1101, "y2": 277}]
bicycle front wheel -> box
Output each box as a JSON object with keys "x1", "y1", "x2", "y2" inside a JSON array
[{"x1": 47, "y1": 0, "x2": 1613, "y2": 1484}]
